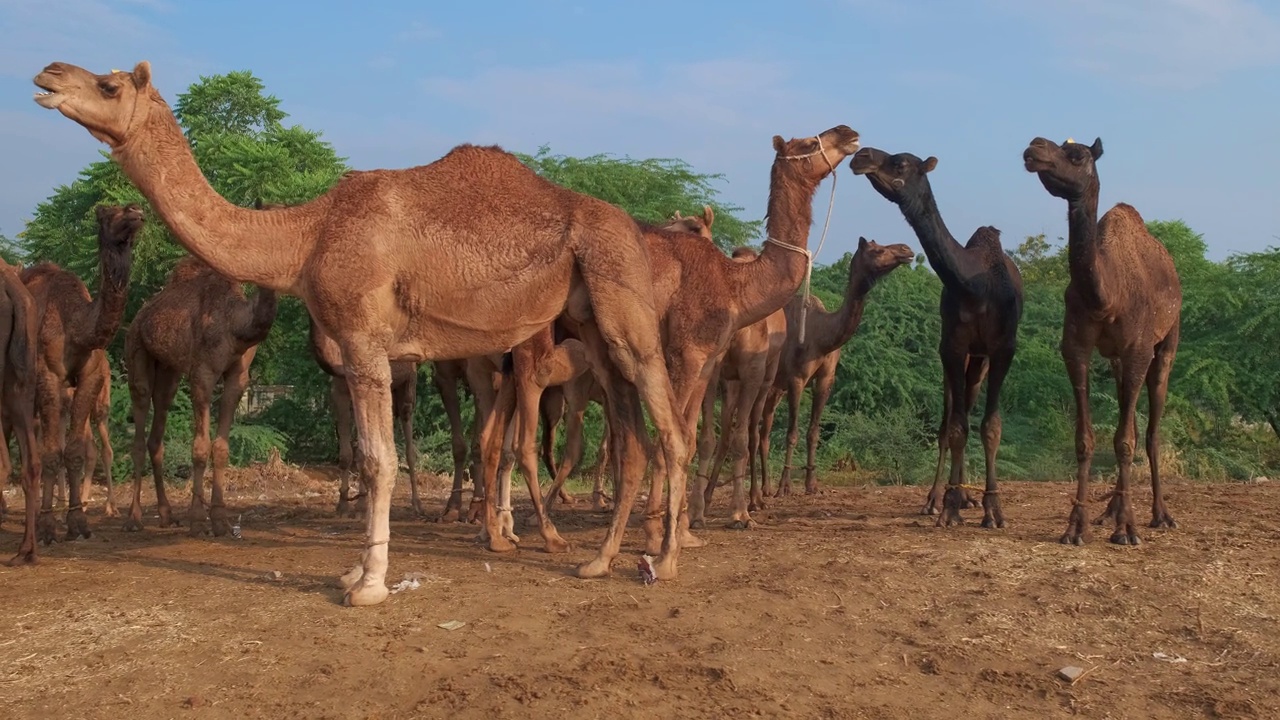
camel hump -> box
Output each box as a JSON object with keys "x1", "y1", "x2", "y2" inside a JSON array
[
  {"x1": 1099, "y1": 202, "x2": 1146, "y2": 231},
  {"x1": 965, "y1": 225, "x2": 1003, "y2": 250}
]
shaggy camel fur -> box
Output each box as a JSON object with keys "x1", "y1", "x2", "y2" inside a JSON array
[
  {"x1": 36, "y1": 61, "x2": 691, "y2": 602},
  {"x1": 1023, "y1": 137, "x2": 1182, "y2": 545},
  {"x1": 852, "y1": 148, "x2": 1023, "y2": 527},
  {"x1": 308, "y1": 317, "x2": 422, "y2": 517},
  {"x1": 694, "y1": 246, "x2": 788, "y2": 528},
  {"x1": 0, "y1": 259, "x2": 42, "y2": 564},
  {"x1": 758, "y1": 237, "x2": 916, "y2": 497},
  {"x1": 22, "y1": 204, "x2": 139, "y2": 550},
  {"x1": 124, "y1": 256, "x2": 277, "y2": 536}
]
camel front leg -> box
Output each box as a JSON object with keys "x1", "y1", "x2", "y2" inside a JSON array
[
  {"x1": 337, "y1": 347, "x2": 397, "y2": 607},
  {"x1": 392, "y1": 374, "x2": 424, "y2": 517},
  {"x1": 1104, "y1": 352, "x2": 1152, "y2": 546},
  {"x1": 95, "y1": 413, "x2": 117, "y2": 518},
  {"x1": 5, "y1": 375, "x2": 43, "y2": 565},
  {"x1": 758, "y1": 387, "x2": 782, "y2": 503},
  {"x1": 208, "y1": 354, "x2": 253, "y2": 537},
  {"x1": 186, "y1": 372, "x2": 214, "y2": 537},
  {"x1": 689, "y1": 364, "x2": 722, "y2": 529},
  {"x1": 1061, "y1": 343, "x2": 1096, "y2": 545},
  {"x1": 148, "y1": 369, "x2": 182, "y2": 528},
  {"x1": 330, "y1": 376, "x2": 358, "y2": 517},
  {"x1": 430, "y1": 362, "x2": 469, "y2": 523},
  {"x1": 724, "y1": 379, "x2": 755, "y2": 529},
  {"x1": 803, "y1": 367, "x2": 836, "y2": 495},
  {"x1": 541, "y1": 373, "x2": 590, "y2": 510},
  {"x1": 978, "y1": 352, "x2": 1012, "y2": 529},
  {"x1": 775, "y1": 378, "x2": 804, "y2": 498},
  {"x1": 514, "y1": 373, "x2": 570, "y2": 553},
  {"x1": 35, "y1": 372, "x2": 64, "y2": 546}
]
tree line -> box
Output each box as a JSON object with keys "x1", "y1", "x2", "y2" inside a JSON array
[{"x1": 10, "y1": 71, "x2": 1279, "y2": 488}]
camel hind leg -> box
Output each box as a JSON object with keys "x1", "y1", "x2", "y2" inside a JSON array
[
  {"x1": 207, "y1": 351, "x2": 254, "y2": 537},
  {"x1": 1146, "y1": 328, "x2": 1179, "y2": 529},
  {"x1": 331, "y1": 376, "x2": 358, "y2": 518},
  {"x1": 431, "y1": 361, "x2": 469, "y2": 523},
  {"x1": 185, "y1": 370, "x2": 216, "y2": 537},
  {"x1": 392, "y1": 370, "x2": 424, "y2": 517},
  {"x1": 977, "y1": 351, "x2": 1011, "y2": 529}
]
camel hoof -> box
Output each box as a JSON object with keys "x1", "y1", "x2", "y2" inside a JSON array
[
  {"x1": 37, "y1": 517, "x2": 57, "y2": 546},
  {"x1": 338, "y1": 565, "x2": 364, "y2": 591},
  {"x1": 575, "y1": 557, "x2": 613, "y2": 579},
  {"x1": 1109, "y1": 531, "x2": 1141, "y2": 546},
  {"x1": 436, "y1": 507, "x2": 462, "y2": 524},
  {"x1": 65, "y1": 510, "x2": 91, "y2": 541},
  {"x1": 1149, "y1": 514, "x2": 1177, "y2": 529},
  {"x1": 804, "y1": 485, "x2": 820, "y2": 496},
  {"x1": 6, "y1": 550, "x2": 37, "y2": 567},
  {"x1": 122, "y1": 516, "x2": 144, "y2": 532},
  {"x1": 543, "y1": 536, "x2": 572, "y2": 554},
  {"x1": 343, "y1": 580, "x2": 390, "y2": 607},
  {"x1": 1059, "y1": 533, "x2": 1086, "y2": 546},
  {"x1": 487, "y1": 534, "x2": 517, "y2": 553},
  {"x1": 679, "y1": 528, "x2": 705, "y2": 549},
  {"x1": 727, "y1": 518, "x2": 755, "y2": 530},
  {"x1": 409, "y1": 501, "x2": 427, "y2": 518},
  {"x1": 689, "y1": 517, "x2": 707, "y2": 530},
  {"x1": 103, "y1": 506, "x2": 119, "y2": 519},
  {"x1": 980, "y1": 516, "x2": 1006, "y2": 529},
  {"x1": 650, "y1": 554, "x2": 679, "y2": 581},
  {"x1": 157, "y1": 507, "x2": 179, "y2": 528},
  {"x1": 774, "y1": 484, "x2": 792, "y2": 498}
]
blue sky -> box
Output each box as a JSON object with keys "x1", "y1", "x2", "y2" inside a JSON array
[{"x1": 2, "y1": 0, "x2": 1277, "y2": 262}]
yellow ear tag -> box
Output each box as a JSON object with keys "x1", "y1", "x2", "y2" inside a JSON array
[
  {"x1": 111, "y1": 68, "x2": 121, "y2": 73},
  {"x1": 1065, "y1": 137, "x2": 1075, "y2": 144}
]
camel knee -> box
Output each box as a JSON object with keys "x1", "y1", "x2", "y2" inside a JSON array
[
  {"x1": 980, "y1": 414, "x2": 1002, "y2": 446},
  {"x1": 191, "y1": 435, "x2": 211, "y2": 469},
  {"x1": 450, "y1": 436, "x2": 468, "y2": 464},
  {"x1": 211, "y1": 437, "x2": 230, "y2": 469},
  {"x1": 945, "y1": 416, "x2": 968, "y2": 449},
  {"x1": 1113, "y1": 433, "x2": 1136, "y2": 464},
  {"x1": 1075, "y1": 430, "x2": 1094, "y2": 462}
]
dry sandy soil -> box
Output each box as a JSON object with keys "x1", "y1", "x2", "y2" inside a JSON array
[{"x1": 2, "y1": 466, "x2": 1278, "y2": 720}]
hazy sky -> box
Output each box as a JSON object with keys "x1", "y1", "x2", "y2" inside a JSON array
[{"x1": 2, "y1": 0, "x2": 1277, "y2": 262}]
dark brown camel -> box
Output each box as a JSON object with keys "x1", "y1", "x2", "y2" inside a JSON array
[
  {"x1": 22, "y1": 204, "x2": 139, "y2": 549},
  {"x1": 1023, "y1": 137, "x2": 1182, "y2": 545},
  {"x1": 852, "y1": 148, "x2": 1023, "y2": 528},
  {"x1": 124, "y1": 255, "x2": 277, "y2": 535},
  {"x1": 0, "y1": 258, "x2": 42, "y2": 564},
  {"x1": 53, "y1": 349, "x2": 114, "y2": 515},
  {"x1": 758, "y1": 237, "x2": 916, "y2": 498},
  {"x1": 432, "y1": 359, "x2": 482, "y2": 522}
]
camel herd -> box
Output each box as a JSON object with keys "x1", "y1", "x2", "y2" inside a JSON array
[{"x1": 0, "y1": 60, "x2": 1182, "y2": 607}]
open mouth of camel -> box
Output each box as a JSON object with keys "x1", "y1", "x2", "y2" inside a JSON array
[{"x1": 33, "y1": 79, "x2": 65, "y2": 109}]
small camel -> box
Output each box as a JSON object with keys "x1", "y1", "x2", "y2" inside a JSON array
[
  {"x1": 852, "y1": 148, "x2": 1023, "y2": 527},
  {"x1": 308, "y1": 316, "x2": 422, "y2": 517},
  {"x1": 36, "y1": 60, "x2": 693, "y2": 602},
  {"x1": 22, "y1": 204, "x2": 139, "y2": 549},
  {"x1": 0, "y1": 258, "x2": 42, "y2": 564},
  {"x1": 124, "y1": 256, "x2": 277, "y2": 536},
  {"x1": 758, "y1": 237, "x2": 917, "y2": 498},
  {"x1": 694, "y1": 246, "x2": 788, "y2": 528},
  {"x1": 1023, "y1": 136, "x2": 1182, "y2": 545}
]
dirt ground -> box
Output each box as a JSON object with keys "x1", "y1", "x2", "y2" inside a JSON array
[{"x1": 2, "y1": 466, "x2": 1278, "y2": 720}]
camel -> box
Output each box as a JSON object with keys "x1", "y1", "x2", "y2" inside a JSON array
[
  {"x1": 1023, "y1": 137, "x2": 1182, "y2": 545},
  {"x1": 35, "y1": 60, "x2": 692, "y2": 603},
  {"x1": 432, "y1": 359, "x2": 483, "y2": 522},
  {"x1": 693, "y1": 246, "x2": 788, "y2": 528},
  {"x1": 611, "y1": 125, "x2": 863, "y2": 566},
  {"x1": 536, "y1": 364, "x2": 611, "y2": 513},
  {"x1": 124, "y1": 255, "x2": 277, "y2": 535},
  {"x1": 757, "y1": 236, "x2": 916, "y2": 498},
  {"x1": 21, "y1": 204, "x2": 139, "y2": 549},
  {"x1": 852, "y1": 148, "x2": 1023, "y2": 528},
  {"x1": 308, "y1": 316, "x2": 422, "y2": 517},
  {"x1": 0, "y1": 258, "x2": 42, "y2": 564}
]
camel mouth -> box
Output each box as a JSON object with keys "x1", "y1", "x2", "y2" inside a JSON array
[
  {"x1": 1022, "y1": 150, "x2": 1054, "y2": 173},
  {"x1": 33, "y1": 77, "x2": 66, "y2": 109}
]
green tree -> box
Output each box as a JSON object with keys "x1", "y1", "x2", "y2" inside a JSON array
[
  {"x1": 516, "y1": 146, "x2": 762, "y2": 250},
  {"x1": 0, "y1": 232, "x2": 21, "y2": 265}
]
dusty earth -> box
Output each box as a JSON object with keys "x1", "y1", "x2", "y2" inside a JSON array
[{"x1": 2, "y1": 465, "x2": 1278, "y2": 720}]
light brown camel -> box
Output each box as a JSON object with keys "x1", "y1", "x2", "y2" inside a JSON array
[
  {"x1": 693, "y1": 246, "x2": 788, "y2": 528},
  {"x1": 851, "y1": 148, "x2": 1023, "y2": 528},
  {"x1": 35, "y1": 61, "x2": 691, "y2": 602},
  {"x1": 1023, "y1": 137, "x2": 1182, "y2": 545},
  {"x1": 0, "y1": 258, "x2": 42, "y2": 564},
  {"x1": 599, "y1": 125, "x2": 863, "y2": 569},
  {"x1": 22, "y1": 204, "x2": 139, "y2": 549},
  {"x1": 308, "y1": 316, "x2": 422, "y2": 517},
  {"x1": 759, "y1": 238, "x2": 916, "y2": 497},
  {"x1": 536, "y1": 362, "x2": 611, "y2": 513},
  {"x1": 124, "y1": 255, "x2": 277, "y2": 535}
]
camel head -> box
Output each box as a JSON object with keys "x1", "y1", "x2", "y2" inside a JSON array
[
  {"x1": 662, "y1": 206, "x2": 715, "y2": 241},
  {"x1": 1022, "y1": 137, "x2": 1104, "y2": 201},
  {"x1": 33, "y1": 61, "x2": 155, "y2": 148},
  {"x1": 95, "y1": 204, "x2": 145, "y2": 251},
  {"x1": 849, "y1": 147, "x2": 937, "y2": 204},
  {"x1": 772, "y1": 125, "x2": 861, "y2": 183},
  {"x1": 852, "y1": 237, "x2": 916, "y2": 278}
]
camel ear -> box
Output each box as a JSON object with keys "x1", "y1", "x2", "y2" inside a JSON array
[
  {"x1": 702, "y1": 205, "x2": 714, "y2": 228},
  {"x1": 858, "y1": 236, "x2": 868, "y2": 250},
  {"x1": 131, "y1": 61, "x2": 152, "y2": 90},
  {"x1": 921, "y1": 156, "x2": 938, "y2": 174},
  {"x1": 1089, "y1": 137, "x2": 1104, "y2": 160},
  {"x1": 772, "y1": 135, "x2": 786, "y2": 154}
]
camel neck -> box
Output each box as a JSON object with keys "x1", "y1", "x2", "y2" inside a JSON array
[
  {"x1": 730, "y1": 165, "x2": 825, "y2": 327},
  {"x1": 811, "y1": 262, "x2": 877, "y2": 352},
  {"x1": 232, "y1": 287, "x2": 278, "y2": 347},
  {"x1": 76, "y1": 241, "x2": 132, "y2": 351},
  {"x1": 895, "y1": 181, "x2": 978, "y2": 295},
  {"x1": 1066, "y1": 186, "x2": 1106, "y2": 307},
  {"x1": 112, "y1": 98, "x2": 319, "y2": 293}
]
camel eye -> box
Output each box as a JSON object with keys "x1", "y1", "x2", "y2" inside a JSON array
[{"x1": 99, "y1": 82, "x2": 119, "y2": 97}]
